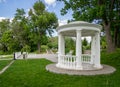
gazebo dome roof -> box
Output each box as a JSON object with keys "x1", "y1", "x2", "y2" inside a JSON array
[{"x1": 57, "y1": 21, "x2": 102, "y2": 37}]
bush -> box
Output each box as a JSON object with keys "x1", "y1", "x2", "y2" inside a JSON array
[
  {"x1": 41, "y1": 45, "x2": 48, "y2": 53},
  {"x1": 21, "y1": 45, "x2": 31, "y2": 52}
]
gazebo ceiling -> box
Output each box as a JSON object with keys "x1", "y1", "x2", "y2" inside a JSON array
[{"x1": 57, "y1": 21, "x2": 102, "y2": 37}]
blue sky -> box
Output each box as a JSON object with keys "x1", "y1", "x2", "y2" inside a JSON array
[{"x1": 0, "y1": 0, "x2": 72, "y2": 23}]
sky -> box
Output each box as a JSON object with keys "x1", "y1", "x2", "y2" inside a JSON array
[{"x1": 0, "y1": 0, "x2": 72, "y2": 24}]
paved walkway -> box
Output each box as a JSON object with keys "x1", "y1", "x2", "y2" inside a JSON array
[{"x1": 27, "y1": 54, "x2": 58, "y2": 62}]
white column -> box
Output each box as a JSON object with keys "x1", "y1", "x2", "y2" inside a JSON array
[
  {"x1": 76, "y1": 30, "x2": 83, "y2": 70},
  {"x1": 56, "y1": 33, "x2": 65, "y2": 67},
  {"x1": 94, "y1": 32, "x2": 103, "y2": 69},
  {"x1": 91, "y1": 36, "x2": 95, "y2": 64}
]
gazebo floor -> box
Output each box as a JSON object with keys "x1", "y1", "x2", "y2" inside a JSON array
[{"x1": 46, "y1": 63, "x2": 116, "y2": 75}]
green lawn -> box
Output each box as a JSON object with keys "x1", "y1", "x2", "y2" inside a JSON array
[
  {"x1": 0, "y1": 50, "x2": 120, "y2": 87},
  {"x1": 0, "y1": 60, "x2": 12, "y2": 71},
  {"x1": 0, "y1": 55, "x2": 13, "y2": 59}
]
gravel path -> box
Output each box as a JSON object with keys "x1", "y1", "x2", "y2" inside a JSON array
[{"x1": 27, "y1": 53, "x2": 58, "y2": 62}]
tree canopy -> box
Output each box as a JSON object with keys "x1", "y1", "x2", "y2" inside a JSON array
[
  {"x1": 28, "y1": 1, "x2": 58, "y2": 53},
  {"x1": 0, "y1": 1, "x2": 58, "y2": 54},
  {"x1": 58, "y1": 0, "x2": 120, "y2": 53}
]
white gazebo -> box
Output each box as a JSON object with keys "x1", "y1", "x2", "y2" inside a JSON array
[{"x1": 56, "y1": 21, "x2": 103, "y2": 70}]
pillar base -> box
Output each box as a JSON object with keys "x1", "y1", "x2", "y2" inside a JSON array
[{"x1": 94, "y1": 64, "x2": 103, "y2": 69}]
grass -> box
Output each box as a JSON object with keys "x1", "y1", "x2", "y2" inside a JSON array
[
  {"x1": 0, "y1": 50, "x2": 120, "y2": 87},
  {"x1": 0, "y1": 60, "x2": 12, "y2": 71},
  {"x1": 0, "y1": 55, "x2": 13, "y2": 59}
]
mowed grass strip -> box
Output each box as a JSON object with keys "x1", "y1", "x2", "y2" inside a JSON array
[
  {"x1": 0, "y1": 50, "x2": 120, "y2": 87},
  {"x1": 0, "y1": 60, "x2": 12, "y2": 71}
]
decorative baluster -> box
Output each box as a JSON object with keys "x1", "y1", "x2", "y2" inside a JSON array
[{"x1": 70, "y1": 56, "x2": 72, "y2": 68}]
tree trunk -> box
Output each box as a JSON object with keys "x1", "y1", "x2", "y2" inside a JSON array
[
  {"x1": 37, "y1": 42, "x2": 41, "y2": 53},
  {"x1": 103, "y1": 22, "x2": 115, "y2": 53}
]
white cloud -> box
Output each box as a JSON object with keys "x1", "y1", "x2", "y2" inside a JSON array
[
  {"x1": 0, "y1": 17, "x2": 14, "y2": 23},
  {"x1": 58, "y1": 19, "x2": 68, "y2": 26},
  {"x1": 44, "y1": 0, "x2": 56, "y2": 5},
  {"x1": 10, "y1": 18, "x2": 13, "y2": 22},
  {"x1": 0, "y1": 0, "x2": 6, "y2": 3},
  {"x1": 0, "y1": 17, "x2": 6, "y2": 22}
]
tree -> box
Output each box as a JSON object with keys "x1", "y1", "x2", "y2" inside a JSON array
[
  {"x1": 65, "y1": 37, "x2": 75, "y2": 54},
  {"x1": 82, "y1": 38, "x2": 88, "y2": 47},
  {"x1": 47, "y1": 36, "x2": 58, "y2": 49},
  {"x1": 0, "y1": 30, "x2": 19, "y2": 53},
  {"x1": 28, "y1": 1, "x2": 58, "y2": 53},
  {"x1": 0, "y1": 19, "x2": 11, "y2": 52},
  {"x1": 58, "y1": 0, "x2": 120, "y2": 53},
  {"x1": 12, "y1": 8, "x2": 31, "y2": 51}
]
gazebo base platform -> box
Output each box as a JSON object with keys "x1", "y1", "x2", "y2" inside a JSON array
[
  {"x1": 46, "y1": 63, "x2": 116, "y2": 75},
  {"x1": 56, "y1": 63, "x2": 103, "y2": 70}
]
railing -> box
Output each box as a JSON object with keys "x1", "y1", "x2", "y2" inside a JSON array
[
  {"x1": 81, "y1": 54, "x2": 91, "y2": 63},
  {"x1": 59, "y1": 55, "x2": 77, "y2": 69},
  {"x1": 57, "y1": 54, "x2": 91, "y2": 69}
]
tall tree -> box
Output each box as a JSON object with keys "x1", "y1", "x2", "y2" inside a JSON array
[
  {"x1": 58, "y1": 0, "x2": 120, "y2": 53},
  {"x1": 12, "y1": 8, "x2": 30, "y2": 50},
  {"x1": 28, "y1": 1, "x2": 58, "y2": 53}
]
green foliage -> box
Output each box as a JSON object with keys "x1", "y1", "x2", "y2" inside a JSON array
[
  {"x1": 59, "y1": 0, "x2": 120, "y2": 23},
  {"x1": 41, "y1": 45, "x2": 48, "y2": 53},
  {"x1": 101, "y1": 36, "x2": 107, "y2": 49},
  {"x1": 28, "y1": 1, "x2": 58, "y2": 53},
  {"x1": 21, "y1": 45, "x2": 31, "y2": 52},
  {"x1": 82, "y1": 38, "x2": 91, "y2": 53},
  {"x1": 12, "y1": 8, "x2": 30, "y2": 48},
  {"x1": 0, "y1": 19, "x2": 11, "y2": 53},
  {"x1": 0, "y1": 1, "x2": 58, "y2": 54},
  {"x1": 65, "y1": 37, "x2": 75, "y2": 54},
  {"x1": 58, "y1": 0, "x2": 120, "y2": 52},
  {"x1": 47, "y1": 36, "x2": 58, "y2": 49},
  {"x1": 82, "y1": 38, "x2": 88, "y2": 46}
]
